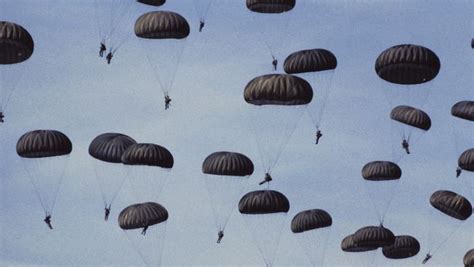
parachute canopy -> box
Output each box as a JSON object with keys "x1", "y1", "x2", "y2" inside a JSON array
[
  {"x1": 452, "y1": 101, "x2": 474, "y2": 121},
  {"x1": 89, "y1": 133, "x2": 137, "y2": 163},
  {"x1": 17, "y1": 130, "x2": 72, "y2": 158},
  {"x1": 135, "y1": 11, "x2": 190, "y2": 39},
  {"x1": 341, "y1": 234, "x2": 377, "y2": 252},
  {"x1": 430, "y1": 190, "x2": 472, "y2": 221},
  {"x1": 0, "y1": 21, "x2": 34, "y2": 64},
  {"x1": 291, "y1": 209, "x2": 332, "y2": 233},
  {"x1": 352, "y1": 225, "x2": 395, "y2": 248},
  {"x1": 239, "y1": 190, "x2": 290, "y2": 214},
  {"x1": 244, "y1": 74, "x2": 313, "y2": 106},
  {"x1": 465, "y1": 249, "x2": 474, "y2": 267},
  {"x1": 246, "y1": 0, "x2": 295, "y2": 13},
  {"x1": 137, "y1": 0, "x2": 166, "y2": 6},
  {"x1": 362, "y1": 161, "x2": 402, "y2": 181},
  {"x1": 375, "y1": 44, "x2": 440, "y2": 85},
  {"x1": 202, "y1": 151, "x2": 254, "y2": 176},
  {"x1": 458, "y1": 148, "x2": 474, "y2": 172},
  {"x1": 284, "y1": 49, "x2": 337, "y2": 74},
  {"x1": 390, "y1": 105, "x2": 431, "y2": 131},
  {"x1": 121, "y1": 143, "x2": 174, "y2": 168},
  {"x1": 118, "y1": 202, "x2": 168, "y2": 230},
  {"x1": 382, "y1": 235, "x2": 420, "y2": 259}
]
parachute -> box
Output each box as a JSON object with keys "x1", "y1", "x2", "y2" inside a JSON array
[
  {"x1": 134, "y1": 11, "x2": 190, "y2": 106},
  {"x1": 291, "y1": 209, "x2": 332, "y2": 266},
  {"x1": 239, "y1": 190, "x2": 289, "y2": 266},
  {"x1": 246, "y1": 0, "x2": 296, "y2": 13},
  {"x1": 136, "y1": 0, "x2": 166, "y2": 6},
  {"x1": 244, "y1": 74, "x2": 312, "y2": 184},
  {"x1": 341, "y1": 234, "x2": 377, "y2": 253},
  {"x1": 17, "y1": 130, "x2": 72, "y2": 227},
  {"x1": 465, "y1": 249, "x2": 474, "y2": 267},
  {"x1": 0, "y1": 21, "x2": 34, "y2": 120},
  {"x1": 121, "y1": 143, "x2": 173, "y2": 202},
  {"x1": 89, "y1": 133, "x2": 136, "y2": 218},
  {"x1": 362, "y1": 161, "x2": 402, "y2": 181},
  {"x1": 118, "y1": 202, "x2": 168, "y2": 266},
  {"x1": 458, "y1": 148, "x2": 474, "y2": 172},
  {"x1": 284, "y1": 49, "x2": 337, "y2": 140},
  {"x1": 351, "y1": 225, "x2": 395, "y2": 248},
  {"x1": 201, "y1": 151, "x2": 253, "y2": 243},
  {"x1": 430, "y1": 190, "x2": 472, "y2": 221},
  {"x1": 193, "y1": 0, "x2": 214, "y2": 33},
  {"x1": 452, "y1": 101, "x2": 474, "y2": 122},
  {"x1": 382, "y1": 235, "x2": 420, "y2": 259}
]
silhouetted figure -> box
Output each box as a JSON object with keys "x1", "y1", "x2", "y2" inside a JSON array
[
  {"x1": 315, "y1": 130, "x2": 323, "y2": 144},
  {"x1": 0, "y1": 112, "x2": 4, "y2": 123},
  {"x1": 106, "y1": 51, "x2": 113, "y2": 64},
  {"x1": 199, "y1": 20, "x2": 205, "y2": 32},
  {"x1": 422, "y1": 253, "x2": 432, "y2": 264},
  {"x1": 104, "y1": 205, "x2": 111, "y2": 221},
  {"x1": 44, "y1": 215, "x2": 53, "y2": 230},
  {"x1": 402, "y1": 139, "x2": 410, "y2": 154},
  {"x1": 141, "y1": 225, "x2": 149, "y2": 235},
  {"x1": 217, "y1": 230, "x2": 224, "y2": 243},
  {"x1": 99, "y1": 42, "x2": 106, "y2": 57},
  {"x1": 259, "y1": 172, "x2": 272, "y2": 185},
  {"x1": 272, "y1": 56, "x2": 278, "y2": 71},
  {"x1": 456, "y1": 167, "x2": 462, "y2": 178},
  {"x1": 165, "y1": 95, "x2": 171, "y2": 110}
]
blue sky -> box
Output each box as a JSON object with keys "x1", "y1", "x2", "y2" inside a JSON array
[{"x1": 0, "y1": 0, "x2": 472, "y2": 266}]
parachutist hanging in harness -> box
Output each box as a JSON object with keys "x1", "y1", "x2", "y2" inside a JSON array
[
  {"x1": 402, "y1": 139, "x2": 410, "y2": 154},
  {"x1": 164, "y1": 95, "x2": 171, "y2": 110},
  {"x1": 99, "y1": 42, "x2": 106, "y2": 57},
  {"x1": 141, "y1": 225, "x2": 149, "y2": 235},
  {"x1": 199, "y1": 19, "x2": 205, "y2": 32},
  {"x1": 259, "y1": 172, "x2": 272, "y2": 185},
  {"x1": 104, "y1": 204, "x2": 111, "y2": 221},
  {"x1": 217, "y1": 230, "x2": 224, "y2": 243},
  {"x1": 106, "y1": 50, "x2": 113, "y2": 64},
  {"x1": 272, "y1": 56, "x2": 278, "y2": 71},
  {"x1": 44, "y1": 214, "x2": 53, "y2": 229},
  {"x1": 456, "y1": 167, "x2": 462, "y2": 178},
  {"x1": 0, "y1": 112, "x2": 4, "y2": 123},
  {"x1": 315, "y1": 130, "x2": 323, "y2": 144},
  {"x1": 422, "y1": 253, "x2": 432, "y2": 264}
]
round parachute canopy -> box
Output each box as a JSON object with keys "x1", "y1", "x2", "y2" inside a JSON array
[
  {"x1": 244, "y1": 74, "x2": 313, "y2": 106},
  {"x1": 89, "y1": 133, "x2": 137, "y2": 163},
  {"x1": 202, "y1": 151, "x2": 254, "y2": 176},
  {"x1": 464, "y1": 249, "x2": 474, "y2": 267},
  {"x1": 118, "y1": 202, "x2": 168, "y2": 230},
  {"x1": 135, "y1": 11, "x2": 190, "y2": 39},
  {"x1": 390, "y1": 105, "x2": 431, "y2": 131},
  {"x1": 239, "y1": 190, "x2": 290, "y2": 214},
  {"x1": 458, "y1": 148, "x2": 474, "y2": 172},
  {"x1": 0, "y1": 21, "x2": 34, "y2": 64},
  {"x1": 291, "y1": 209, "x2": 332, "y2": 233},
  {"x1": 451, "y1": 101, "x2": 474, "y2": 121},
  {"x1": 361, "y1": 161, "x2": 402, "y2": 181},
  {"x1": 341, "y1": 234, "x2": 377, "y2": 252},
  {"x1": 121, "y1": 143, "x2": 173, "y2": 168},
  {"x1": 17, "y1": 130, "x2": 72, "y2": 158},
  {"x1": 352, "y1": 225, "x2": 395, "y2": 248},
  {"x1": 246, "y1": 0, "x2": 295, "y2": 13},
  {"x1": 136, "y1": 0, "x2": 166, "y2": 6},
  {"x1": 430, "y1": 190, "x2": 472, "y2": 221},
  {"x1": 284, "y1": 49, "x2": 337, "y2": 74},
  {"x1": 382, "y1": 235, "x2": 420, "y2": 259},
  {"x1": 375, "y1": 44, "x2": 440, "y2": 85}
]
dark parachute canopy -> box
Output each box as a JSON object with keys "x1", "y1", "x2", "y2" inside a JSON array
[
  {"x1": 430, "y1": 190, "x2": 472, "y2": 221},
  {"x1": 291, "y1": 209, "x2": 332, "y2": 233},
  {"x1": 351, "y1": 225, "x2": 395, "y2": 248},
  {"x1": 341, "y1": 234, "x2": 377, "y2": 252},
  {"x1": 458, "y1": 148, "x2": 474, "y2": 172},
  {"x1": 246, "y1": 0, "x2": 295, "y2": 13},
  {"x1": 239, "y1": 190, "x2": 290, "y2": 214},
  {"x1": 17, "y1": 130, "x2": 72, "y2": 158},
  {"x1": 452, "y1": 101, "x2": 474, "y2": 121},
  {"x1": 89, "y1": 133, "x2": 137, "y2": 163},
  {"x1": 136, "y1": 0, "x2": 166, "y2": 6},
  {"x1": 135, "y1": 11, "x2": 190, "y2": 39},
  {"x1": 244, "y1": 74, "x2": 313, "y2": 106},
  {"x1": 0, "y1": 21, "x2": 34, "y2": 64},
  {"x1": 284, "y1": 49, "x2": 337, "y2": 74},
  {"x1": 121, "y1": 143, "x2": 174, "y2": 168},
  {"x1": 390, "y1": 105, "x2": 431, "y2": 131},
  {"x1": 202, "y1": 151, "x2": 254, "y2": 176},
  {"x1": 362, "y1": 161, "x2": 402, "y2": 181},
  {"x1": 382, "y1": 235, "x2": 420, "y2": 259},
  {"x1": 118, "y1": 202, "x2": 168, "y2": 230},
  {"x1": 375, "y1": 44, "x2": 440, "y2": 85},
  {"x1": 465, "y1": 249, "x2": 474, "y2": 267}
]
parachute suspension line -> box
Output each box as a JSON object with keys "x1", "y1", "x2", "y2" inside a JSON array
[
  {"x1": 203, "y1": 0, "x2": 214, "y2": 21},
  {"x1": 123, "y1": 232, "x2": 149, "y2": 266},
  {"x1": 144, "y1": 51, "x2": 166, "y2": 98},
  {"x1": 167, "y1": 40, "x2": 187, "y2": 96},
  {"x1": 309, "y1": 72, "x2": 336, "y2": 129},
  {"x1": 22, "y1": 162, "x2": 48, "y2": 214},
  {"x1": 93, "y1": 0, "x2": 105, "y2": 41},
  {"x1": 108, "y1": 171, "x2": 127, "y2": 208},
  {"x1": 430, "y1": 223, "x2": 465, "y2": 255},
  {"x1": 1, "y1": 68, "x2": 25, "y2": 112},
  {"x1": 93, "y1": 166, "x2": 109, "y2": 208},
  {"x1": 48, "y1": 157, "x2": 70, "y2": 215},
  {"x1": 107, "y1": 0, "x2": 133, "y2": 50},
  {"x1": 249, "y1": 115, "x2": 270, "y2": 173},
  {"x1": 203, "y1": 178, "x2": 223, "y2": 231}
]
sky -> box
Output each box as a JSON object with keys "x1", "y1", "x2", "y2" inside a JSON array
[{"x1": 0, "y1": 0, "x2": 473, "y2": 266}]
